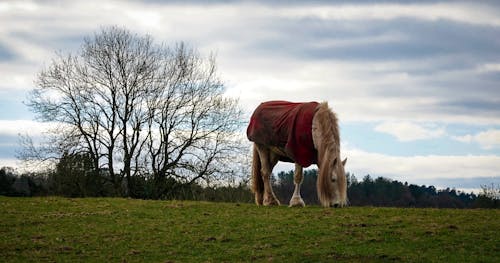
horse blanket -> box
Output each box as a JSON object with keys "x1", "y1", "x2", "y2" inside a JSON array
[{"x1": 247, "y1": 101, "x2": 319, "y2": 167}]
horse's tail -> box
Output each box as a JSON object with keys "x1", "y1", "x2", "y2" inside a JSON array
[{"x1": 251, "y1": 144, "x2": 264, "y2": 205}]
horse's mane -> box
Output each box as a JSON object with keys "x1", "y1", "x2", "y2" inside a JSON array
[
  {"x1": 314, "y1": 102, "x2": 345, "y2": 207},
  {"x1": 315, "y1": 102, "x2": 340, "y2": 154}
]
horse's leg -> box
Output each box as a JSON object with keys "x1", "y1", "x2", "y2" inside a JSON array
[
  {"x1": 251, "y1": 144, "x2": 264, "y2": 205},
  {"x1": 289, "y1": 163, "x2": 306, "y2": 207},
  {"x1": 255, "y1": 144, "x2": 280, "y2": 206}
]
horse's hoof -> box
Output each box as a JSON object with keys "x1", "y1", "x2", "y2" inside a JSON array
[
  {"x1": 289, "y1": 196, "x2": 305, "y2": 207},
  {"x1": 255, "y1": 193, "x2": 264, "y2": 206},
  {"x1": 263, "y1": 197, "x2": 281, "y2": 206}
]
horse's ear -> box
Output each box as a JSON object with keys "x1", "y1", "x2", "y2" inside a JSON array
[
  {"x1": 342, "y1": 158, "x2": 347, "y2": 166},
  {"x1": 332, "y1": 157, "x2": 338, "y2": 166}
]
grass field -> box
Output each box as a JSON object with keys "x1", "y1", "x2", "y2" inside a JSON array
[{"x1": 1, "y1": 197, "x2": 499, "y2": 262}]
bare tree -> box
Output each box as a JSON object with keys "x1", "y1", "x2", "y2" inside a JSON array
[
  {"x1": 25, "y1": 26, "x2": 244, "y2": 197},
  {"x1": 480, "y1": 184, "x2": 500, "y2": 200},
  {"x1": 142, "y1": 43, "x2": 245, "y2": 197},
  {"x1": 26, "y1": 53, "x2": 102, "y2": 175}
]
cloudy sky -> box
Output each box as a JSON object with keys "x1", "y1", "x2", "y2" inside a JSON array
[{"x1": 1, "y1": 0, "x2": 500, "y2": 192}]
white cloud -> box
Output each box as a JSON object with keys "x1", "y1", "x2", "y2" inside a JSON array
[
  {"x1": 453, "y1": 129, "x2": 500, "y2": 150},
  {"x1": 475, "y1": 130, "x2": 500, "y2": 149},
  {"x1": 452, "y1": 134, "x2": 473, "y2": 144},
  {"x1": 1, "y1": 0, "x2": 499, "y2": 125},
  {"x1": 374, "y1": 121, "x2": 445, "y2": 141},
  {"x1": 0, "y1": 64, "x2": 38, "y2": 91},
  {"x1": 343, "y1": 147, "x2": 500, "y2": 181},
  {"x1": 0, "y1": 158, "x2": 19, "y2": 168},
  {"x1": 0, "y1": 1, "x2": 38, "y2": 13},
  {"x1": 284, "y1": 3, "x2": 500, "y2": 26},
  {"x1": 476, "y1": 63, "x2": 500, "y2": 73},
  {"x1": 0, "y1": 120, "x2": 56, "y2": 137}
]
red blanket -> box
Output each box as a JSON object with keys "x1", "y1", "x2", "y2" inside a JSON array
[{"x1": 247, "y1": 101, "x2": 319, "y2": 167}]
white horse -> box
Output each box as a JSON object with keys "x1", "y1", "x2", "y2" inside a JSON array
[{"x1": 247, "y1": 101, "x2": 347, "y2": 207}]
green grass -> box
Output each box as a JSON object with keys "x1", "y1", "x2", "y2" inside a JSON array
[{"x1": 1, "y1": 197, "x2": 498, "y2": 262}]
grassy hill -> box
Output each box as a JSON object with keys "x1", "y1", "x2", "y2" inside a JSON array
[{"x1": 1, "y1": 197, "x2": 498, "y2": 262}]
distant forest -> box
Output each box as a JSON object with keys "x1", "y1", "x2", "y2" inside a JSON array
[
  {"x1": 273, "y1": 170, "x2": 499, "y2": 209},
  {"x1": 1, "y1": 166, "x2": 498, "y2": 209}
]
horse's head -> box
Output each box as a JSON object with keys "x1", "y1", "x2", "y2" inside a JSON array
[{"x1": 317, "y1": 154, "x2": 348, "y2": 208}]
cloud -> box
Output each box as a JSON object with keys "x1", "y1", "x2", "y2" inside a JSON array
[
  {"x1": 452, "y1": 134, "x2": 473, "y2": 144},
  {"x1": 374, "y1": 121, "x2": 445, "y2": 141},
  {"x1": 0, "y1": 41, "x2": 16, "y2": 61},
  {"x1": 343, "y1": 147, "x2": 500, "y2": 181},
  {"x1": 0, "y1": 120, "x2": 55, "y2": 137},
  {"x1": 453, "y1": 129, "x2": 500, "y2": 150},
  {"x1": 1, "y1": 0, "x2": 500, "y2": 126},
  {"x1": 477, "y1": 63, "x2": 500, "y2": 73},
  {"x1": 422, "y1": 177, "x2": 500, "y2": 191},
  {"x1": 0, "y1": 158, "x2": 19, "y2": 168},
  {"x1": 225, "y1": 57, "x2": 500, "y2": 125},
  {"x1": 276, "y1": 3, "x2": 500, "y2": 26}
]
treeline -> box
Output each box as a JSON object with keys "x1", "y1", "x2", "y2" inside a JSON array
[
  {"x1": 273, "y1": 170, "x2": 499, "y2": 209},
  {"x1": 0, "y1": 166, "x2": 252, "y2": 203},
  {"x1": 1, "y1": 166, "x2": 498, "y2": 208}
]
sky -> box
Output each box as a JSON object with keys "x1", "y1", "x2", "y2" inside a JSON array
[{"x1": 1, "y1": 0, "x2": 500, "y2": 193}]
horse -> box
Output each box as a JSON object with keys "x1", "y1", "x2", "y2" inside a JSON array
[{"x1": 247, "y1": 101, "x2": 347, "y2": 207}]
